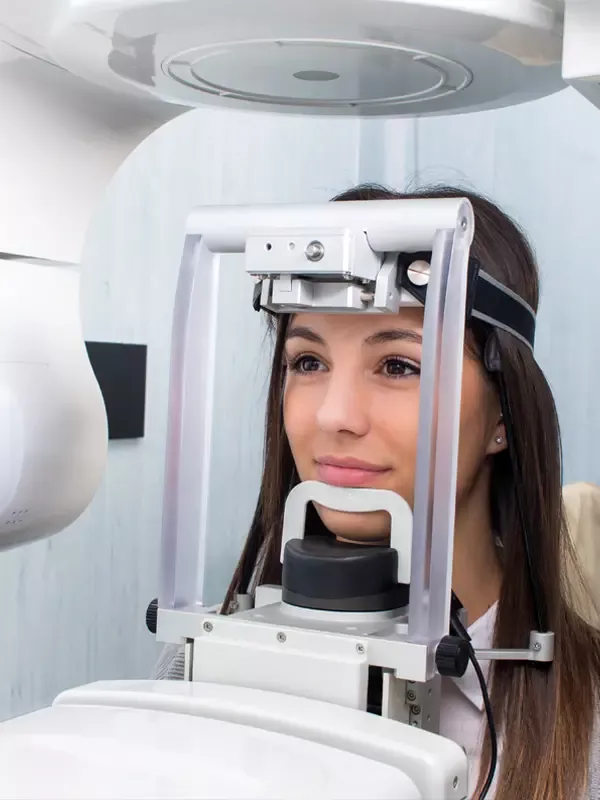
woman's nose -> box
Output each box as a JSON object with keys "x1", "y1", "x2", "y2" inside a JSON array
[{"x1": 315, "y1": 369, "x2": 370, "y2": 437}]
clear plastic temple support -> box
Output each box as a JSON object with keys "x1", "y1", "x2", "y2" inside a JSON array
[
  {"x1": 427, "y1": 224, "x2": 472, "y2": 642},
  {"x1": 160, "y1": 235, "x2": 220, "y2": 609},
  {"x1": 407, "y1": 229, "x2": 452, "y2": 642},
  {"x1": 408, "y1": 224, "x2": 472, "y2": 646},
  {"x1": 160, "y1": 199, "x2": 474, "y2": 650}
]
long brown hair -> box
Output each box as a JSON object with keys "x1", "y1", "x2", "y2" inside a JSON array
[{"x1": 223, "y1": 183, "x2": 600, "y2": 799}]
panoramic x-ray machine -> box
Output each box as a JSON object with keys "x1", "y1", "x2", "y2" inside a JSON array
[{"x1": 0, "y1": 1, "x2": 598, "y2": 798}]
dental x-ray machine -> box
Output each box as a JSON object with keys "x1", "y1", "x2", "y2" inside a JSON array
[{"x1": 0, "y1": 1, "x2": 598, "y2": 798}]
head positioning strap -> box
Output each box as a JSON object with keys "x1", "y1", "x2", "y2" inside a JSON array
[{"x1": 397, "y1": 252, "x2": 536, "y2": 351}]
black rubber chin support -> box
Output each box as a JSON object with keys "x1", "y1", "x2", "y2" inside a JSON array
[
  {"x1": 397, "y1": 252, "x2": 536, "y2": 351},
  {"x1": 282, "y1": 538, "x2": 409, "y2": 612}
]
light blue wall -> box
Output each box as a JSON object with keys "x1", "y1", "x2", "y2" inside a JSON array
[
  {"x1": 0, "y1": 107, "x2": 364, "y2": 721},
  {"x1": 379, "y1": 88, "x2": 600, "y2": 485}
]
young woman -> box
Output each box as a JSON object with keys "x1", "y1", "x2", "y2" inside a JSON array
[{"x1": 156, "y1": 184, "x2": 600, "y2": 799}]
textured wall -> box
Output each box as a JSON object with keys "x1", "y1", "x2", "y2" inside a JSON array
[{"x1": 0, "y1": 106, "x2": 363, "y2": 721}]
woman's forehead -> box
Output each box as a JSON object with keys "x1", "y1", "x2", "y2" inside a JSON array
[{"x1": 287, "y1": 309, "x2": 425, "y2": 341}]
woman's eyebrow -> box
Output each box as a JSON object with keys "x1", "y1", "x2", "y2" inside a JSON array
[
  {"x1": 285, "y1": 325, "x2": 325, "y2": 345},
  {"x1": 364, "y1": 329, "x2": 423, "y2": 346}
]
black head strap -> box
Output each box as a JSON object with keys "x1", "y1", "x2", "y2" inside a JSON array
[{"x1": 397, "y1": 252, "x2": 536, "y2": 351}]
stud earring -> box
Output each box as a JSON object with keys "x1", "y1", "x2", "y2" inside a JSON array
[{"x1": 495, "y1": 436, "x2": 504, "y2": 445}]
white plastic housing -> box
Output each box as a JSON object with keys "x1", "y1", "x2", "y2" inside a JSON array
[
  {"x1": 0, "y1": 681, "x2": 467, "y2": 799},
  {"x1": 0, "y1": 256, "x2": 108, "y2": 550},
  {"x1": 0, "y1": 2, "x2": 183, "y2": 262},
  {"x1": 49, "y1": 0, "x2": 567, "y2": 117}
]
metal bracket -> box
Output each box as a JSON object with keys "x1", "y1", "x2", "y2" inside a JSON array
[
  {"x1": 257, "y1": 253, "x2": 424, "y2": 315},
  {"x1": 474, "y1": 630, "x2": 554, "y2": 663},
  {"x1": 382, "y1": 672, "x2": 441, "y2": 734},
  {"x1": 246, "y1": 229, "x2": 382, "y2": 282}
]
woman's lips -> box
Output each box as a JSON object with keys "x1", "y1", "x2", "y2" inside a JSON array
[{"x1": 315, "y1": 458, "x2": 391, "y2": 488}]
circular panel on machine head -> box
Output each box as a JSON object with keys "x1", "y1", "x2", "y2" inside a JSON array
[
  {"x1": 163, "y1": 40, "x2": 473, "y2": 110},
  {"x1": 49, "y1": 0, "x2": 565, "y2": 116}
]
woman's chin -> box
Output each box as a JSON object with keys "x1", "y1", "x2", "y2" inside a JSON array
[{"x1": 315, "y1": 505, "x2": 391, "y2": 545}]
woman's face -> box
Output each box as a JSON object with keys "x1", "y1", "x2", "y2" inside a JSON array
[{"x1": 283, "y1": 310, "x2": 504, "y2": 543}]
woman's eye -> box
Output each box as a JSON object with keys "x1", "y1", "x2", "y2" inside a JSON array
[
  {"x1": 290, "y1": 355, "x2": 323, "y2": 374},
  {"x1": 380, "y1": 357, "x2": 420, "y2": 378}
]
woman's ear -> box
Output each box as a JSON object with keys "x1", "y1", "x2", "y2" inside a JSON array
[{"x1": 487, "y1": 415, "x2": 507, "y2": 455}]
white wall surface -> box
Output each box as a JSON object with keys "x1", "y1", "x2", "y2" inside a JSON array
[{"x1": 0, "y1": 106, "x2": 364, "y2": 721}]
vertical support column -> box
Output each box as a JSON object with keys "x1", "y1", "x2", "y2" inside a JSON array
[{"x1": 160, "y1": 235, "x2": 220, "y2": 610}]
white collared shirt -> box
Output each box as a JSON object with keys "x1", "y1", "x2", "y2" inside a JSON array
[{"x1": 439, "y1": 602, "x2": 500, "y2": 799}]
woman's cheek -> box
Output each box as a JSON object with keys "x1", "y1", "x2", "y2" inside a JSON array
[{"x1": 284, "y1": 389, "x2": 313, "y2": 475}]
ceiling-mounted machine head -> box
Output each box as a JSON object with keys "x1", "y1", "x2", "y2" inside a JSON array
[{"x1": 48, "y1": 0, "x2": 600, "y2": 116}]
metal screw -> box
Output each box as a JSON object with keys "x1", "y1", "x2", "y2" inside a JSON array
[
  {"x1": 460, "y1": 217, "x2": 468, "y2": 231},
  {"x1": 411, "y1": 705, "x2": 421, "y2": 716},
  {"x1": 277, "y1": 632, "x2": 287, "y2": 643},
  {"x1": 356, "y1": 643, "x2": 365, "y2": 654},
  {"x1": 406, "y1": 259, "x2": 430, "y2": 287},
  {"x1": 406, "y1": 690, "x2": 417, "y2": 702},
  {"x1": 305, "y1": 241, "x2": 325, "y2": 262},
  {"x1": 453, "y1": 776, "x2": 459, "y2": 789},
  {"x1": 533, "y1": 641, "x2": 542, "y2": 651},
  {"x1": 203, "y1": 621, "x2": 213, "y2": 633},
  {"x1": 411, "y1": 720, "x2": 419, "y2": 727}
]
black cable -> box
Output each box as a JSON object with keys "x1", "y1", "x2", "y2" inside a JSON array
[
  {"x1": 451, "y1": 609, "x2": 498, "y2": 800},
  {"x1": 496, "y1": 369, "x2": 545, "y2": 633},
  {"x1": 468, "y1": 646, "x2": 498, "y2": 799}
]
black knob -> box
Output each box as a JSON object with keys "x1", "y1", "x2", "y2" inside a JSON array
[
  {"x1": 146, "y1": 598, "x2": 158, "y2": 634},
  {"x1": 435, "y1": 635, "x2": 470, "y2": 678}
]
